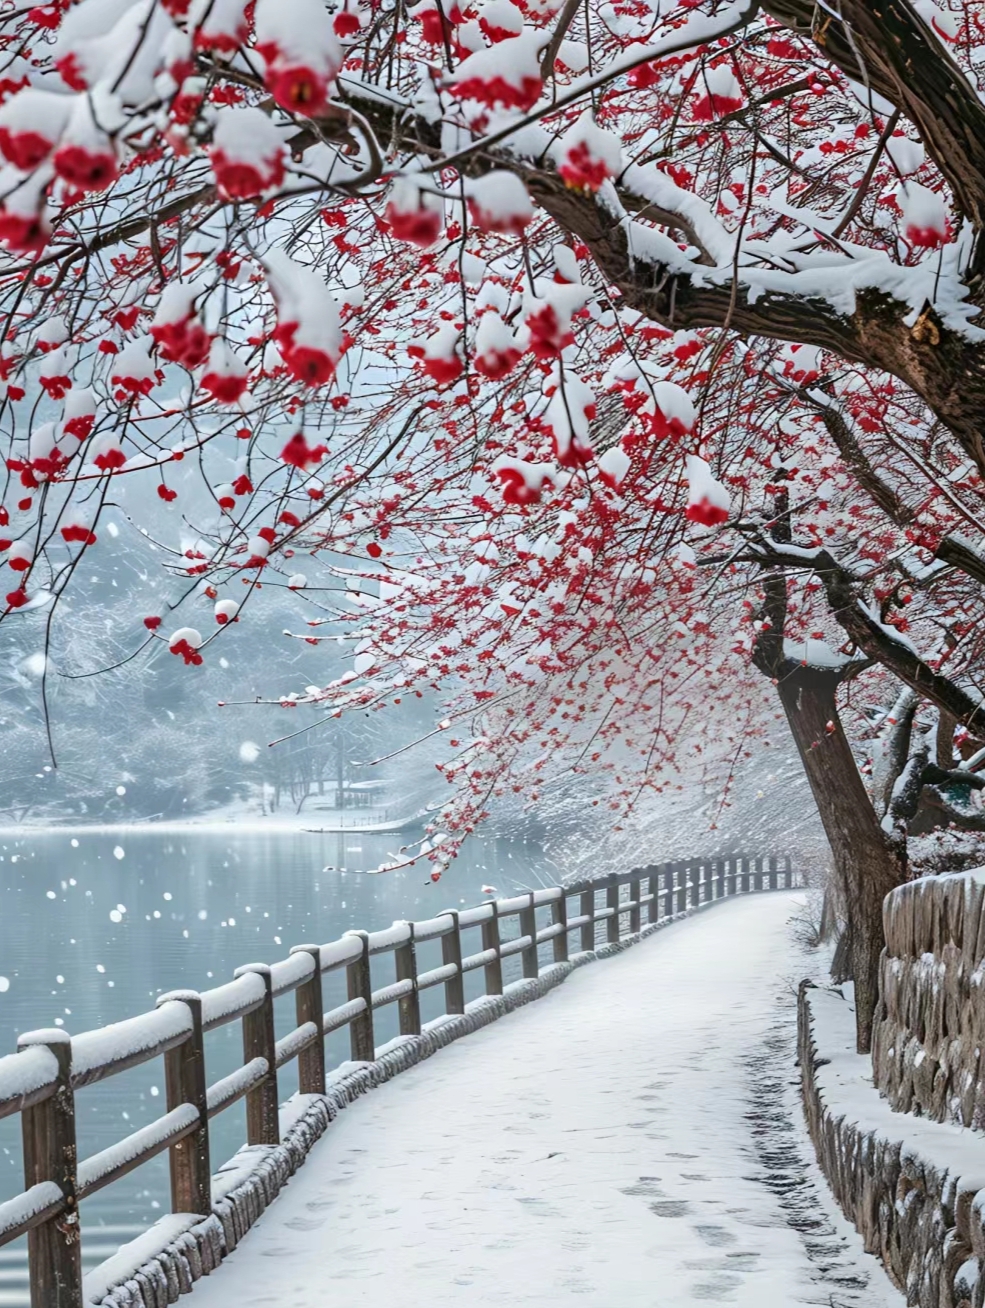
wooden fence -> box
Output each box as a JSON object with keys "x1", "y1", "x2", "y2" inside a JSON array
[{"x1": 0, "y1": 852, "x2": 797, "y2": 1306}]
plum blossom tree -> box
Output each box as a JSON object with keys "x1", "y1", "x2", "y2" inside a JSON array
[{"x1": 2, "y1": 0, "x2": 985, "y2": 1045}]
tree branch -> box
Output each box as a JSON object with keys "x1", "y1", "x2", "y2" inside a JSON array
[
  {"x1": 336, "y1": 79, "x2": 985, "y2": 474},
  {"x1": 921, "y1": 762, "x2": 985, "y2": 791},
  {"x1": 763, "y1": 0, "x2": 985, "y2": 232},
  {"x1": 749, "y1": 537, "x2": 985, "y2": 738},
  {"x1": 871, "y1": 687, "x2": 918, "y2": 818}
]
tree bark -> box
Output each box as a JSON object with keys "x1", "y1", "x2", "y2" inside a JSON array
[{"x1": 773, "y1": 668, "x2": 906, "y2": 1052}]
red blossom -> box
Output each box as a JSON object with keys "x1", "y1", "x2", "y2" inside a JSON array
[
  {"x1": 0, "y1": 210, "x2": 46, "y2": 254},
  {"x1": 94, "y1": 446, "x2": 126, "y2": 471},
  {"x1": 525, "y1": 304, "x2": 573, "y2": 359},
  {"x1": 151, "y1": 318, "x2": 211, "y2": 369},
  {"x1": 262, "y1": 62, "x2": 330, "y2": 117},
  {"x1": 0, "y1": 127, "x2": 54, "y2": 171},
  {"x1": 280, "y1": 432, "x2": 328, "y2": 469},
  {"x1": 52, "y1": 145, "x2": 118, "y2": 193},
  {"x1": 209, "y1": 151, "x2": 285, "y2": 201},
  {"x1": 685, "y1": 498, "x2": 730, "y2": 527},
  {"x1": 60, "y1": 524, "x2": 96, "y2": 544},
  {"x1": 451, "y1": 74, "x2": 542, "y2": 112},
  {"x1": 334, "y1": 9, "x2": 361, "y2": 36},
  {"x1": 496, "y1": 465, "x2": 548, "y2": 505}
]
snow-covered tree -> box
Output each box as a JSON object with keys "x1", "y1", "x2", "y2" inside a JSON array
[{"x1": 3, "y1": 0, "x2": 985, "y2": 1045}]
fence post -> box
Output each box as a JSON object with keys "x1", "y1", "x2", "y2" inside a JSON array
[
  {"x1": 753, "y1": 855, "x2": 764, "y2": 891},
  {"x1": 580, "y1": 888, "x2": 595, "y2": 951},
  {"x1": 726, "y1": 855, "x2": 737, "y2": 896},
  {"x1": 441, "y1": 911, "x2": 466, "y2": 1014},
  {"x1": 552, "y1": 892, "x2": 569, "y2": 963},
  {"x1": 629, "y1": 872, "x2": 642, "y2": 934},
  {"x1": 675, "y1": 862, "x2": 687, "y2": 915},
  {"x1": 785, "y1": 853, "x2": 794, "y2": 887},
  {"x1": 740, "y1": 855, "x2": 750, "y2": 893},
  {"x1": 767, "y1": 855, "x2": 778, "y2": 890},
  {"x1": 480, "y1": 901, "x2": 503, "y2": 995},
  {"x1": 235, "y1": 964, "x2": 280, "y2": 1146},
  {"x1": 157, "y1": 991, "x2": 211, "y2": 1215},
  {"x1": 290, "y1": 946, "x2": 326, "y2": 1095},
  {"x1": 658, "y1": 864, "x2": 671, "y2": 918},
  {"x1": 646, "y1": 866, "x2": 660, "y2": 924},
  {"x1": 394, "y1": 922, "x2": 422, "y2": 1035},
  {"x1": 345, "y1": 931, "x2": 376, "y2": 1062},
  {"x1": 18, "y1": 1030, "x2": 81, "y2": 1308},
  {"x1": 690, "y1": 862, "x2": 701, "y2": 909},
  {"x1": 519, "y1": 894, "x2": 539, "y2": 978},
  {"x1": 605, "y1": 878, "x2": 621, "y2": 944}
]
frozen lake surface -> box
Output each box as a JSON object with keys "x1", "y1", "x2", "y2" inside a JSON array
[{"x1": 0, "y1": 827, "x2": 550, "y2": 1306}]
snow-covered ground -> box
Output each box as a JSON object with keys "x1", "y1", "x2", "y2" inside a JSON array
[
  {"x1": 187, "y1": 893, "x2": 902, "y2": 1307},
  {"x1": 0, "y1": 797, "x2": 428, "y2": 836}
]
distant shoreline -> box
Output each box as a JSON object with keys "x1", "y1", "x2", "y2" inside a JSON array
[{"x1": 0, "y1": 807, "x2": 431, "y2": 838}]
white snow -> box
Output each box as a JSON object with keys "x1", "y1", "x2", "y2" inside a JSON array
[
  {"x1": 200, "y1": 972, "x2": 267, "y2": 1028},
  {"x1": 0, "y1": 1181, "x2": 64, "y2": 1242},
  {"x1": 318, "y1": 935, "x2": 365, "y2": 970},
  {"x1": 187, "y1": 894, "x2": 903, "y2": 1308},
  {"x1": 71, "y1": 1000, "x2": 193, "y2": 1080},
  {"x1": 207, "y1": 1056, "x2": 268, "y2": 1115},
  {"x1": 274, "y1": 1021, "x2": 320, "y2": 1066},
  {"x1": 808, "y1": 984, "x2": 985, "y2": 1208},
  {"x1": 782, "y1": 637, "x2": 855, "y2": 671},
  {"x1": 365, "y1": 921, "x2": 412, "y2": 952},
  {"x1": 268, "y1": 951, "x2": 315, "y2": 995},
  {"x1": 322, "y1": 995, "x2": 368, "y2": 1033},
  {"x1": 263, "y1": 249, "x2": 343, "y2": 365},
  {"x1": 0, "y1": 1044, "x2": 59, "y2": 1107},
  {"x1": 84, "y1": 1213, "x2": 206, "y2": 1305}
]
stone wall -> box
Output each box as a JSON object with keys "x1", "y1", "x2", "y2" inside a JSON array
[
  {"x1": 799, "y1": 981, "x2": 985, "y2": 1308},
  {"x1": 873, "y1": 871, "x2": 985, "y2": 1129}
]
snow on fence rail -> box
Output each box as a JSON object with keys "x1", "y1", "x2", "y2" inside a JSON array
[{"x1": 0, "y1": 852, "x2": 796, "y2": 1307}]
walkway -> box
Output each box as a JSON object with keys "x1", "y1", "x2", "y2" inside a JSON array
[{"x1": 189, "y1": 893, "x2": 902, "y2": 1307}]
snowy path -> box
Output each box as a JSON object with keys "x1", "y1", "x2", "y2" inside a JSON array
[{"x1": 189, "y1": 893, "x2": 902, "y2": 1307}]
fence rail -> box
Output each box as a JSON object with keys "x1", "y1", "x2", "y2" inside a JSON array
[{"x1": 0, "y1": 851, "x2": 798, "y2": 1306}]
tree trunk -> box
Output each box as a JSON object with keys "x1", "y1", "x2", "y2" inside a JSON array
[
  {"x1": 774, "y1": 669, "x2": 906, "y2": 1052},
  {"x1": 819, "y1": 883, "x2": 839, "y2": 942}
]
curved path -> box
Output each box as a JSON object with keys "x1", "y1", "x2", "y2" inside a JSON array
[{"x1": 189, "y1": 892, "x2": 902, "y2": 1307}]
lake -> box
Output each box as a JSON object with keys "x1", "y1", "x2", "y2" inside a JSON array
[{"x1": 0, "y1": 827, "x2": 557, "y2": 1305}]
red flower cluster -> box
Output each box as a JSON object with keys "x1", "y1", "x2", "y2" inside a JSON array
[
  {"x1": 558, "y1": 142, "x2": 612, "y2": 193},
  {"x1": 170, "y1": 636, "x2": 203, "y2": 665},
  {"x1": 210, "y1": 150, "x2": 285, "y2": 201},
  {"x1": 53, "y1": 144, "x2": 118, "y2": 193},
  {"x1": 685, "y1": 498, "x2": 729, "y2": 527},
  {"x1": 525, "y1": 304, "x2": 573, "y2": 359},
  {"x1": 61, "y1": 522, "x2": 96, "y2": 544},
  {"x1": 274, "y1": 323, "x2": 339, "y2": 387},
  {"x1": 280, "y1": 432, "x2": 328, "y2": 469},
  {"x1": 150, "y1": 315, "x2": 211, "y2": 369}
]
